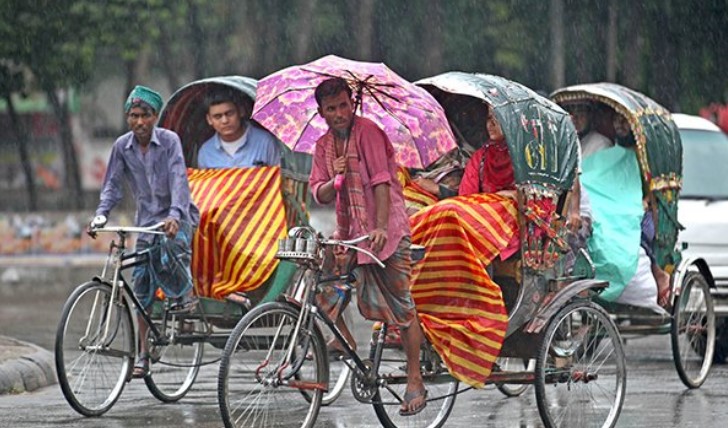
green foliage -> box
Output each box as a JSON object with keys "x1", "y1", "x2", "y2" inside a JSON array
[{"x1": 2, "y1": 0, "x2": 727, "y2": 114}]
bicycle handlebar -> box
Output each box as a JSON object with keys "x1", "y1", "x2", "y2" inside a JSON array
[
  {"x1": 322, "y1": 235, "x2": 386, "y2": 268},
  {"x1": 92, "y1": 222, "x2": 167, "y2": 235},
  {"x1": 283, "y1": 226, "x2": 386, "y2": 268}
]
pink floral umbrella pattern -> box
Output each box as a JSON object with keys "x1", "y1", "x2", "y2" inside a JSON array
[{"x1": 252, "y1": 55, "x2": 457, "y2": 169}]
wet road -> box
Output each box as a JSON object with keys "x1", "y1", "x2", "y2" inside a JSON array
[{"x1": 2, "y1": 265, "x2": 728, "y2": 428}]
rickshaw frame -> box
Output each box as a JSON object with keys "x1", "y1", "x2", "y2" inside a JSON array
[{"x1": 552, "y1": 82, "x2": 717, "y2": 389}]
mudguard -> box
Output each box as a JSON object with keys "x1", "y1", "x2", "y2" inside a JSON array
[
  {"x1": 524, "y1": 278, "x2": 608, "y2": 334},
  {"x1": 672, "y1": 255, "x2": 715, "y2": 294}
]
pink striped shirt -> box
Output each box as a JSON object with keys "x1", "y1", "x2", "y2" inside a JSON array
[{"x1": 309, "y1": 117, "x2": 410, "y2": 264}]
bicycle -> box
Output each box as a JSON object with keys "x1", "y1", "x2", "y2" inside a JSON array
[
  {"x1": 55, "y1": 222, "x2": 209, "y2": 417},
  {"x1": 217, "y1": 226, "x2": 460, "y2": 428}
]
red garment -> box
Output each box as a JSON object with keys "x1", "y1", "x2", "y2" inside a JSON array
[{"x1": 458, "y1": 139, "x2": 515, "y2": 196}]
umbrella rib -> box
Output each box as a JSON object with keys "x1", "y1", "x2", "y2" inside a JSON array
[
  {"x1": 290, "y1": 109, "x2": 322, "y2": 151},
  {"x1": 251, "y1": 84, "x2": 319, "y2": 115}
]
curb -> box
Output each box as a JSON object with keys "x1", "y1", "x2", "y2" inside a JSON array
[{"x1": 0, "y1": 336, "x2": 57, "y2": 395}]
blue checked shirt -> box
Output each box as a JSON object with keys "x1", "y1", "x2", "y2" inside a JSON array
[{"x1": 95, "y1": 127, "x2": 199, "y2": 233}]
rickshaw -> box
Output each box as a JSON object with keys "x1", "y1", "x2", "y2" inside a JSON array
[
  {"x1": 215, "y1": 72, "x2": 626, "y2": 428},
  {"x1": 54, "y1": 76, "x2": 327, "y2": 417},
  {"x1": 551, "y1": 83, "x2": 716, "y2": 388}
]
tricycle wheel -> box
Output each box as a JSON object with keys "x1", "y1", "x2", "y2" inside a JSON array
[
  {"x1": 144, "y1": 318, "x2": 204, "y2": 402},
  {"x1": 535, "y1": 300, "x2": 626, "y2": 428},
  {"x1": 671, "y1": 271, "x2": 715, "y2": 388},
  {"x1": 217, "y1": 302, "x2": 325, "y2": 428},
  {"x1": 55, "y1": 281, "x2": 134, "y2": 416}
]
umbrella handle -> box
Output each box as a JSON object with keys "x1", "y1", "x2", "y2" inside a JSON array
[{"x1": 334, "y1": 174, "x2": 345, "y2": 191}]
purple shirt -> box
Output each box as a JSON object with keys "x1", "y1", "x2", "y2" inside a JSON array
[
  {"x1": 309, "y1": 117, "x2": 410, "y2": 264},
  {"x1": 95, "y1": 127, "x2": 199, "y2": 231}
]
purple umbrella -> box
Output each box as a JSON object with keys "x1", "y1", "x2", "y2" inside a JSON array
[{"x1": 252, "y1": 55, "x2": 457, "y2": 169}]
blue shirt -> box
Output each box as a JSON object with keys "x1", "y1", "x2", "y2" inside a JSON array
[
  {"x1": 197, "y1": 121, "x2": 281, "y2": 168},
  {"x1": 95, "y1": 127, "x2": 200, "y2": 230}
]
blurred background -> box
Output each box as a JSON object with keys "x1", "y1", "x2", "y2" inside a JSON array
[{"x1": 1, "y1": 0, "x2": 727, "y2": 215}]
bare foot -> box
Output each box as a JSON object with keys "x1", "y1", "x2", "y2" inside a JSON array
[
  {"x1": 653, "y1": 265, "x2": 671, "y2": 307},
  {"x1": 225, "y1": 292, "x2": 251, "y2": 309}
]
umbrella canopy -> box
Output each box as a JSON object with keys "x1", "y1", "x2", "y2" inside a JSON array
[
  {"x1": 159, "y1": 76, "x2": 257, "y2": 167},
  {"x1": 252, "y1": 55, "x2": 457, "y2": 169},
  {"x1": 416, "y1": 72, "x2": 579, "y2": 191}
]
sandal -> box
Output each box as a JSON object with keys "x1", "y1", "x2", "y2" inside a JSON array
[
  {"x1": 132, "y1": 353, "x2": 150, "y2": 379},
  {"x1": 399, "y1": 387, "x2": 428, "y2": 416}
]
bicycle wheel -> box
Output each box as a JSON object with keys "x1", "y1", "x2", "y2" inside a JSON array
[
  {"x1": 370, "y1": 336, "x2": 459, "y2": 428},
  {"x1": 55, "y1": 281, "x2": 134, "y2": 416},
  {"x1": 671, "y1": 271, "x2": 715, "y2": 388},
  {"x1": 495, "y1": 357, "x2": 534, "y2": 397},
  {"x1": 535, "y1": 300, "x2": 626, "y2": 428},
  {"x1": 218, "y1": 302, "x2": 326, "y2": 428},
  {"x1": 144, "y1": 318, "x2": 204, "y2": 402}
]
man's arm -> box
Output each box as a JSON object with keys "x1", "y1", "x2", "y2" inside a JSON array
[
  {"x1": 568, "y1": 176, "x2": 583, "y2": 232},
  {"x1": 357, "y1": 123, "x2": 392, "y2": 253},
  {"x1": 167, "y1": 132, "x2": 191, "y2": 235},
  {"x1": 309, "y1": 141, "x2": 337, "y2": 204},
  {"x1": 96, "y1": 143, "x2": 125, "y2": 217},
  {"x1": 370, "y1": 183, "x2": 390, "y2": 253}
]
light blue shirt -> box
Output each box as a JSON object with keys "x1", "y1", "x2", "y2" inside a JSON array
[{"x1": 197, "y1": 121, "x2": 281, "y2": 168}]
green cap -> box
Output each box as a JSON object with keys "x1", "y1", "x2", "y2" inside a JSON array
[{"x1": 124, "y1": 85, "x2": 163, "y2": 114}]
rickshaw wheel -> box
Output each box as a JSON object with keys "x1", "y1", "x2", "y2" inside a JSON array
[
  {"x1": 144, "y1": 318, "x2": 204, "y2": 402},
  {"x1": 670, "y1": 271, "x2": 715, "y2": 388},
  {"x1": 495, "y1": 357, "x2": 533, "y2": 397},
  {"x1": 55, "y1": 281, "x2": 134, "y2": 416},
  {"x1": 217, "y1": 302, "x2": 326, "y2": 428},
  {"x1": 371, "y1": 337, "x2": 459, "y2": 428},
  {"x1": 535, "y1": 300, "x2": 626, "y2": 428}
]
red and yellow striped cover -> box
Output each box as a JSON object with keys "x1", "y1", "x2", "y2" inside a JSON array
[
  {"x1": 410, "y1": 193, "x2": 518, "y2": 388},
  {"x1": 188, "y1": 167, "x2": 287, "y2": 299},
  {"x1": 396, "y1": 167, "x2": 439, "y2": 214}
]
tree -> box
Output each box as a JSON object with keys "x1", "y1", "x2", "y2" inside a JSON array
[
  {"x1": 9, "y1": 0, "x2": 107, "y2": 209},
  {"x1": 0, "y1": 65, "x2": 37, "y2": 210},
  {"x1": 550, "y1": 0, "x2": 566, "y2": 89}
]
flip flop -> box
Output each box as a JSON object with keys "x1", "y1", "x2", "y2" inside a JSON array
[
  {"x1": 399, "y1": 387, "x2": 428, "y2": 416},
  {"x1": 132, "y1": 353, "x2": 150, "y2": 379}
]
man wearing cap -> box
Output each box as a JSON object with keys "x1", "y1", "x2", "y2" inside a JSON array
[{"x1": 90, "y1": 85, "x2": 200, "y2": 378}]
